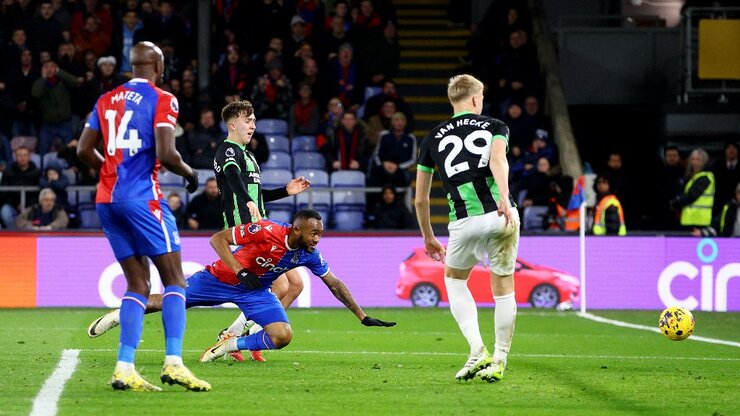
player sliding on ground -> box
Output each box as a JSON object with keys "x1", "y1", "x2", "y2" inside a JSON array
[{"x1": 87, "y1": 209, "x2": 396, "y2": 360}]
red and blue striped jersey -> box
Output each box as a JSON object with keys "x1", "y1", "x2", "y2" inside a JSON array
[
  {"x1": 206, "y1": 220, "x2": 330, "y2": 287},
  {"x1": 85, "y1": 78, "x2": 179, "y2": 203}
]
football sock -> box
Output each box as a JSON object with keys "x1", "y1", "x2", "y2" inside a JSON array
[
  {"x1": 227, "y1": 313, "x2": 249, "y2": 335},
  {"x1": 118, "y1": 291, "x2": 147, "y2": 364},
  {"x1": 444, "y1": 277, "x2": 484, "y2": 355},
  {"x1": 162, "y1": 285, "x2": 186, "y2": 357},
  {"x1": 493, "y1": 292, "x2": 517, "y2": 364},
  {"x1": 248, "y1": 323, "x2": 263, "y2": 335},
  {"x1": 236, "y1": 330, "x2": 278, "y2": 351}
]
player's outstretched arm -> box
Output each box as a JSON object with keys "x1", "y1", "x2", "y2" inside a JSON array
[
  {"x1": 262, "y1": 177, "x2": 311, "y2": 203},
  {"x1": 320, "y1": 271, "x2": 396, "y2": 327},
  {"x1": 77, "y1": 127, "x2": 104, "y2": 171},
  {"x1": 155, "y1": 126, "x2": 199, "y2": 193}
]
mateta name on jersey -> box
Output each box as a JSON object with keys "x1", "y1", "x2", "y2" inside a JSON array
[
  {"x1": 435, "y1": 118, "x2": 492, "y2": 139},
  {"x1": 110, "y1": 90, "x2": 144, "y2": 105}
]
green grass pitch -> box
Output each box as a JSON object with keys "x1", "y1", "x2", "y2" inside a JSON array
[{"x1": 0, "y1": 308, "x2": 738, "y2": 416}]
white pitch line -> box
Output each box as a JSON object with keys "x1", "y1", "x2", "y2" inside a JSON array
[
  {"x1": 30, "y1": 349, "x2": 80, "y2": 416},
  {"x1": 578, "y1": 312, "x2": 740, "y2": 348},
  {"x1": 79, "y1": 348, "x2": 740, "y2": 361}
]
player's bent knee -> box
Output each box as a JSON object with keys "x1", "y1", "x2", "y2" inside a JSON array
[{"x1": 265, "y1": 323, "x2": 292, "y2": 348}]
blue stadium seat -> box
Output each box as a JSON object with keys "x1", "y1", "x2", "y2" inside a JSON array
[
  {"x1": 296, "y1": 187, "x2": 330, "y2": 222},
  {"x1": 330, "y1": 170, "x2": 366, "y2": 210},
  {"x1": 333, "y1": 210, "x2": 364, "y2": 230},
  {"x1": 262, "y1": 151, "x2": 292, "y2": 171},
  {"x1": 267, "y1": 208, "x2": 293, "y2": 224},
  {"x1": 523, "y1": 206, "x2": 548, "y2": 231},
  {"x1": 266, "y1": 135, "x2": 290, "y2": 154},
  {"x1": 43, "y1": 152, "x2": 68, "y2": 170},
  {"x1": 364, "y1": 86, "x2": 382, "y2": 102},
  {"x1": 159, "y1": 170, "x2": 184, "y2": 185},
  {"x1": 196, "y1": 169, "x2": 215, "y2": 184},
  {"x1": 292, "y1": 151, "x2": 325, "y2": 171},
  {"x1": 78, "y1": 203, "x2": 100, "y2": 229},
  {"x1": 30, "y1": 152, "x2": 41, "y2": 170},
  {"x1": 256, "y1": 119, "x2": 288, "y2": 135},
  {"x1": 262, "y1": 168, "x2": 295, "y2": 212},
  {"x1": 291, "y1": 135, "x2": 317, "y2": 153},
  {"x1": 294, "y1": 169, "x2": 329, "y2": 187}
]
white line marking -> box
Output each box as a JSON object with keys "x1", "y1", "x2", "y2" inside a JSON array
[
  {"x1": 30, "y1": 349, "x2": 80, "y2": 416},
  {"x1": 578, "y1": 312, "x2": 740, "y2": 348},
  {"x1": 79, "y1": 348, "x2": 740, "y2": 361}
]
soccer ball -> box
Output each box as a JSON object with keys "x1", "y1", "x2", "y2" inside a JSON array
[{"x1": 658, "y1": 306, "x2": 695, "y2": 341}]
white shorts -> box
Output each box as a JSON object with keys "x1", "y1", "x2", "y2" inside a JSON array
[{"x1": 446, "y1": 210, "x2": 520, "y2": 276}]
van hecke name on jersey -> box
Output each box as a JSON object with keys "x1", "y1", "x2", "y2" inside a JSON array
[
  {"x1": 435, "y1": 118, "x2": 491, "y2": 138},
  {"x1": 110, "y1": 90, "x2": 144, "y2": 105}
]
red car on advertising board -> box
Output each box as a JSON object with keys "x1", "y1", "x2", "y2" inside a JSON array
[{"x1": 396, "y1": 247, "x2": 580, "y2": 308}]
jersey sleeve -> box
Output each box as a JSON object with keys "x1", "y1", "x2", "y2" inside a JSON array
[
  {"x1": 490, "y1": 120, "x2": 510, "y2": 145},
  {"x1": 215, "y1": 143, "x2": 245, "y2": 173},
  {"x1": 306, "y1": 249, "x2": 330, "y2": 277},
  {"x1": 154, "y1": 92, "x2": 179, "y2": 130},
  {"x1": 85, "y1": 99, "x2": 101, "y2": 131},
  {"x1": 231, "y1": 222, "x2": 265, "y2": 245},
  {"x1": 416, "y1": 135, "x2": 435, "y2": 174}
]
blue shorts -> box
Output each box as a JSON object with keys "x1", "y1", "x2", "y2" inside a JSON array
[
  {"x1": 185, "y1": 270, "x2": 289, "y2": 326},
  {"x1": 97, "y1": 200, "x2": 181, "y2": 261}
]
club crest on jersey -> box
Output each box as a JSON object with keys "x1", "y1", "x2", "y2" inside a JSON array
[
  {"x1": 248, "y1": 224, "x2": 261, "y2": 234},
  {"x1": 225, "y1": 147, "x2": 236, "y2": 157},
  {"x1": 291, "y1": 252, "x2": 300, "y2": 263},
  {"x1": 170, "y1": 97, "x2": 179, "y2": 112}
]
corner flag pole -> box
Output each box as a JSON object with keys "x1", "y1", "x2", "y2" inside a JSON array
[{"x1": 579, "y1": 201, "x2": 587, "y2": 313}]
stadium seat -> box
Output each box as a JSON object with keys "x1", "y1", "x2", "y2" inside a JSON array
[
  {"x1": 523, "y1": 206, "x2": 549, "y2": 231},
  {"x1": 10, "y1": 136, "x2": 37, "y2": 152},
  {"x1": 333, "y1": 210, "x2": 364, "y2": 230},
  {"x1": 296, "y1": 186, "x2": 330, "y2": 222},
  {"x1": 294, "y1": 169, "x2": 329, "y2": 187},
  {"x1": 291, "y1": 135, "x2": 317, "y2": 153},
  {"x1": 267, "y1": 208, "x2": 293, "y2": 224},
  {"x1": 364, "y1": 86, "x2": 382, "y2": 102},
  {"x1": 330, "y1": 170, "x2": 366, "y2": 210},
  {"x1": 78, "y1": 203, "x2": 100, "y2": 229},
  {"x1": 256, "y1": 119, "x2": 288, "y2": 135},
  {"x1": 266, "y1": 135, "x2": 290, "y2": 154},
  {"x1": 262, "y1": 151, "x2": 292, "y2": 171},
  {"x1": 62, "y1": 168, "x2": 77, "y2": 185},
  {"x1": 42, "y1": 152, "x2": 68, "y2": 170},
  {"x1": 292, "y1": 151, "x2": 325, "y2": 171},
  {"x1": 196, "y1": 169, "x2": 215, "y2": 184},
  {"x1": 262, "y1": 169, "x2": 295, "y2": 212},
  {"x1": 159, "y1": 170, "x2": 184, "y2": 185},
  {"x1": 29, "y1": 152, "x2": 41, "y2": 169}
]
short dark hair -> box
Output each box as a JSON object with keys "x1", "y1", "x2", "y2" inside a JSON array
[
  {"x1": 206, "y1": 177, "x2": 217, "y2": 184},
  {"x1": 664, "y1": 145, "x2": 680, "y2": 154},
  {"x1": 294, "y1": 209, "x2": 322, "y2": 222},
  {"x1": 221, "y1": 100, "x2": 254, "y2": 123}
]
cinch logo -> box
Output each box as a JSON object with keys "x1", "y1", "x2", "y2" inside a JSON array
[
  {"x1": 256, "y1": 256, "x2": 289, "y2": 274},
  {"x1": 658, "y1": 238, "x2": 740, "y2": 312}
]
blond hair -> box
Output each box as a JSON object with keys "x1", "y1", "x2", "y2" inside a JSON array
[{"x1": 447, "y1": 74, "x2": 484, "y2": 104}]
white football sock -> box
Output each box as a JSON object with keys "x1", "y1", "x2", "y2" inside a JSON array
[
  {"x1": 248, "y1": 323, "x2": 263, "y2": 335},
  {"x1": 493, "y1": 292, "x2": 517, "y2": 364},
  {"x1": 115, "y1": 361, "x2": 134, "y2": 371},
  {"x1": 444, "y1": 277, "x2": 484, "y2": 355},
  {"x1": 227, "y1": 313, "x2": 249, "y2": 335},
  {"x1": 164, "y1": 355, "x2": 183, "y2": 366}
]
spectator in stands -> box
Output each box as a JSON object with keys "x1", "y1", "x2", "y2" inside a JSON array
[
  {"x1": 247, "y1": 0, "x2": 291, "y2": 56},
  {"x1": 144, "y1": 0, "x2": 189, "y2": 57},
  {"x1": 521, "y1": 157, "x2": 557, "y2": 209},
  {"x1": 32, "y1": 59, "x2": 81, "y2": 155},
  {"x1": 0, "y1": 135, "x2": 12, "y2": 171},
  {"x1": 494, "y1": 30, "x2": 538, "y2": 111},
  {"x1": 327, "y1": 43, "x2": 363, "y2": 111},
  {"x1": 185, "y1": 108, "x2": 222, "y2": 169},
  {"x1": 324, "y1": 0, "x2": 351, "y2": 32},
  {"x1": 658, "y1": 145, "x2": 684, "y2": 230},
  {"x1": 72, "y1": 15, "x2": 112, "y2": 59},
  {"x1": 351, "y1": 0, "x2": 383, "y2": 55},
  {"x1": 2, "y1": 29, "x2": 29, "y2": 78},
  {"x1": 591, "y1": 174, "x2": 626, "y2": 236},
  {"x1": 363, "y1": 79, "x2": 413, "y2": 130},
  {"x1": 186, "y1": 177, "x2": 224, "y2": 230},
  {"x1": 39, "y1": 165, "x2": 69, "y2": 208},
  {"x1": 365, "y1": 99, "x2": 395, "y2": 147},
  {"x1": 670, "y1": 148, "x2": 715, "y2": 233},
  {"x1": 368, "y1": 184, "x2": 415, "y2": 229},
  {"x1": 360, "y1": 20, "x2": 400, "y2": 85},
  {"x1": 177, "y1": 79, "x2": 199, "y2": 131},
  {"x1": 50, "y1": 0, "x2": 71, "y2": 31},
  {"x1": 290, "y1": 83, "x2": 321, "y2": 137},
  {"x1": 712, "y1": 141, "x2": 739, "y2": 215},
  {"x1": 602, "y1": 151, "x2": 633, "y2": 223},
  {"x1": 0, "y1": 146, "x2": 41, "y2": 228},
  {"x1": 285, "y1": 15, "x2": 310, "y2": 71},
  {"x1": 70, "y1": 0, "x2": 113, "y2": 39},
  {"x1": 522, "y1": 129, "x2": 555, "y2": 175},
  {"x1": 500, "y1": 101, "x2": 529, "y2": 149},
  {"x1": 111, "y1": 10, "x2": 145, "y2": 75},
  {"x1": 286, "y1": 41, "x2": 316, "y2": 88},
  {"x1": 78, "y1": 56, "x2": 127, "y2": 112},
  {"x1": 58, "y1": 138, "x2": 97, "y2": 185},
  {"x1": 56, "y1": 42, "x2": 86, "y2": 78},
  {"x1": 26, "y1": 1, "x2": 64, "y2": 61},
  {"x1": 295, "y1": 57, "x2": 329, "y2": 109},
  {"x1": 166, "y1": 192, "x2": 187, "y2": 230},
  {"x1": 296, "y1": 0, "x2": 324, "y2": 36},
  {"x1": 211, "y1": 43, "x2": 252, "y2": 108},
  {"x1": 316, "y1": 96, "x2": 344, "y2": 150},
  {"x1": 320, "y1": 13, "x2": 352, "y2": 63},
  {"x1": 248, "y1": 131, "x2": 270, "y2": 165},
  {"x1": 159, "y1": 38, "x2": 183, "y2": 82},
  {"x1": 713, "y1": 182, "x2": 740, "y2": 237},
  {"x1": 522, "y1": 95, "x2": 550, "y2": 134},
  {"x1": 250, "y1": 59, "x2": 293, "y2": 120},
  {"x1": 369, "y1": 111, "x2": 415, "y2": 188},
  {"x1": 323, "y1": 111, "x2": 369, "y2": 172},
  {"x1": 15, "y1": 187, "x2": 68, "y2": 230},
  {"x1": 4, "y1": 48, "x2": 39, "y2": 137}
]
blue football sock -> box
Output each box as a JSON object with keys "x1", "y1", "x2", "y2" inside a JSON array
[
  {"x1": 118, "y1": 291, "x2": 148, "y2": 363},
  {"x1": 236, "y1": 330, "x2": 278, "y2": 351},
  {"x1": 162, "y1": 285, "x2": 186, "y2": 357}
]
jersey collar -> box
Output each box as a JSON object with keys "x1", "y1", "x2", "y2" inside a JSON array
[
  {"x1": 285, "y1": 235, "x2": 298, "y2": 251},
  {"x1": 452, "y1": 111, "x2": 473, "y2": 118},
  {"x1": 224, "y1": 138, "x2": 246, "y2": 150}
]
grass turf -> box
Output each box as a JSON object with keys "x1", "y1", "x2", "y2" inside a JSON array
[{"x1": 0, "y1": 308, "x2": 738, "y2": 416}]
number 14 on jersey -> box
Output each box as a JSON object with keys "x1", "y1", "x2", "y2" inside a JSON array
[{"x1": 105, "y1": 109, "x2": 142, "y2": 156}]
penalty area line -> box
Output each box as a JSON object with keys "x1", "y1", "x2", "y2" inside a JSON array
[
  {"x1": 578, "y1": 312, "x2": 740, "y2": 348},
  {"x1": 30, "y1": 349, "x2": 80, "y2": 416}
]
